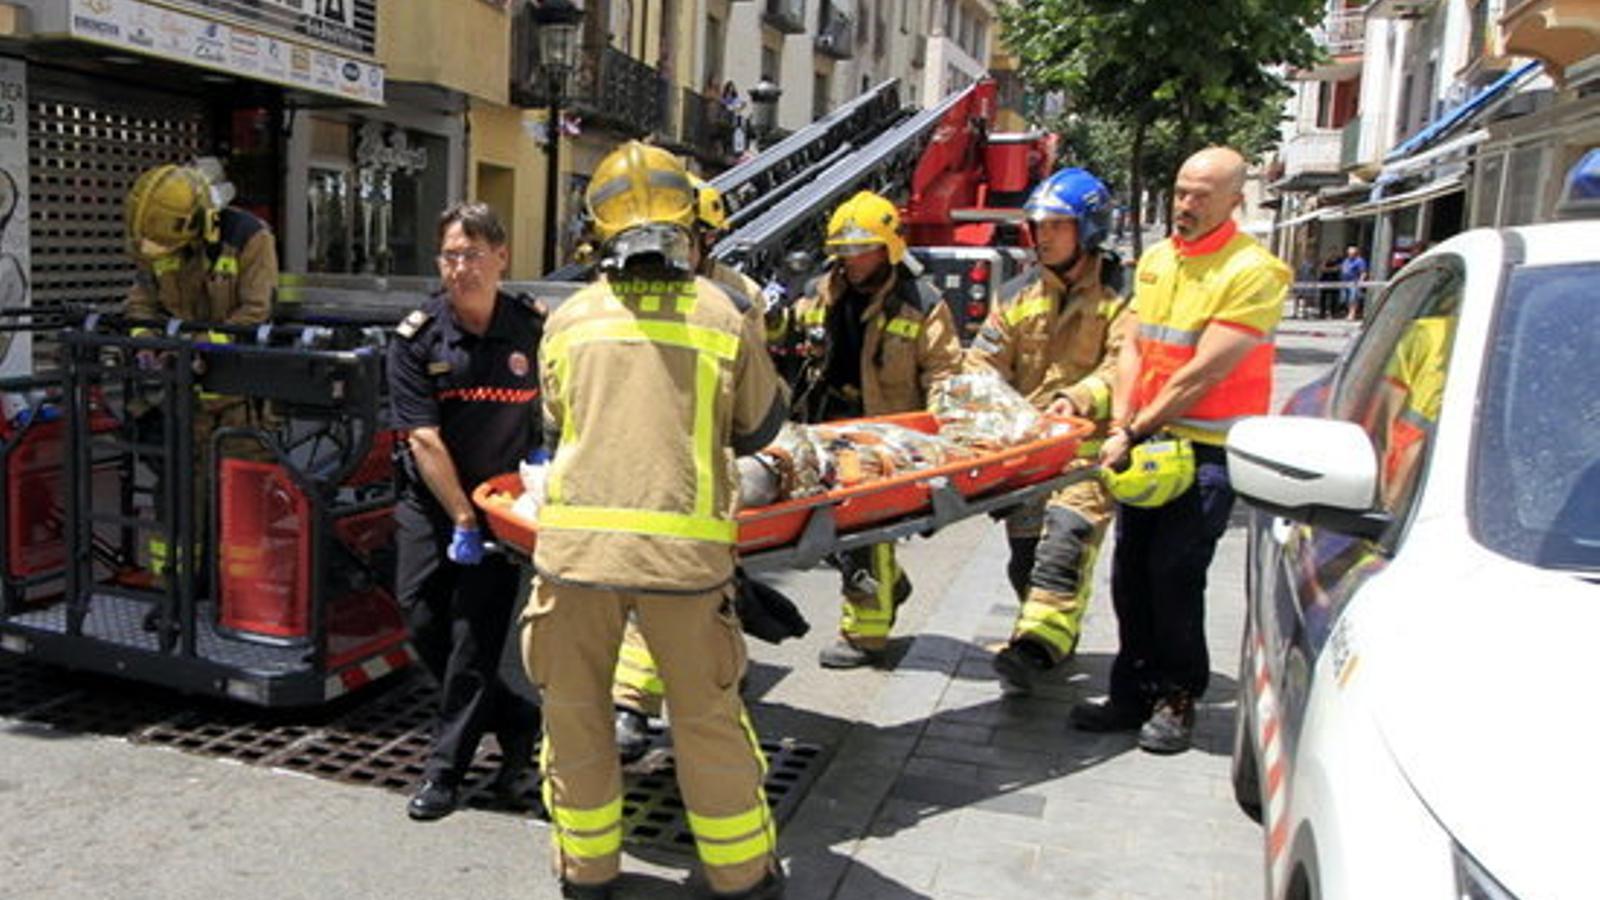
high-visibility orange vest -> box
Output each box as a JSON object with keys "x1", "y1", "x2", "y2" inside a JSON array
[{"x1": 1131, "y1": 222, "x2": 1289, "y2": 445}]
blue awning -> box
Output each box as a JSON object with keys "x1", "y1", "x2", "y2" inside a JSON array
[{"x1": 1384, "y1": 60, "x2": 1542, "y2": 163}]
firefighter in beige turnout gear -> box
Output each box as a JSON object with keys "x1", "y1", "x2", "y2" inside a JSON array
[
  {"x1": 609, "y1": 173, "x2": 770, "y2": 761},
  {"x1": 122, "y1": 161, "x2": 277, "y2": 581},
  {"x1": 777, "y1": 190, "x2": 962, "y2": 669},
  {"x1": 522, "y1": 141, "x2": 789, "y2": 899},
  {"x1": 965, "y1": 167, "x2": 1130, "y2": 696}
]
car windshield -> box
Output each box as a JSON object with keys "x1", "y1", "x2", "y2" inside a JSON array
[{"x1": 1471, "y1": 261, "x2": 1600, "y2": 572}]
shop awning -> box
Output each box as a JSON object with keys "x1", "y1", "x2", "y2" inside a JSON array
[
  {"x1": 1326, "y1": 174, "x2": 1467, "y2": 219},
  {"x1": 1275, "y1": 207, "x2": 1332, "y2": 229},
  {"x1": 1385, "y1": 60, "x2": 1542, "y2": 163}
]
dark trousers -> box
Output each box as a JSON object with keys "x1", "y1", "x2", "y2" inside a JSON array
[
  {"x1": 395, "y1": 500, "x2": 541, "y2": 782},
  {"x1": 1107, "y1": 444, "x2": 1235, "y2": 711}
]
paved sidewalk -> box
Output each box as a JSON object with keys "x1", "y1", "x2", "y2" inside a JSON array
[{"x1": 778, "y1": 516, "x2": 1263, "y2": 900}]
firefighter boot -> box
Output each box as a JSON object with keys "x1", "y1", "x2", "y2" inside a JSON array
[
  {"x1": 817, "y1": 638, "x2": 884, "y2": 669},
  {"x1": 614, "y1": 706, "x2": 651, "y2": 763},
  {"x1": 992, "y1": 638, "x2": 1053, "y2": 697},
  {"x1": 710, "y1": 866, "x2": 786, "y2": 899},
  {"x1": 560, "y1": 880, "x2": 617, "y2": 899}
]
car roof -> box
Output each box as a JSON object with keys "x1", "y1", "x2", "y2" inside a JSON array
[{"x1": 1502, "y1": 221, "x2": 1600, "y2": 268}]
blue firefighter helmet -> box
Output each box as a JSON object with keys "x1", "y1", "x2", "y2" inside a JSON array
[{"x1": 1024, "y1": 167, "x2": 1113, "y2": 255}]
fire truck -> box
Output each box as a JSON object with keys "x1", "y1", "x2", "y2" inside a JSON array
[{"x1": 0, "y1": 77, "x2": 1058, "y2": 706}]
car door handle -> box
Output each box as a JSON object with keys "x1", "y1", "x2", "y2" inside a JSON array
[{"x1": 1271, "y1": 516, "x2": 1295, "y2": 546}]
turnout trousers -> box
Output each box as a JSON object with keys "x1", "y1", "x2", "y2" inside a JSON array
[
  {"x1": 522, "y1": 578, "x2": 778, "y2": 894},
  {"x1": 1003, "y1": 475, "x2": 1115, "y2": 664},
  {"x1": 1107, "y1": 443, "x2": 1235, "y2": 710},
  {"x1": 395, "y1": 499, "x2": 542, "y2": 783}
]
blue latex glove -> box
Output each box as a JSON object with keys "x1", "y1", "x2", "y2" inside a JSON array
[{"x1": 448, "y1": 525, "x2": 485, "y2": 565}]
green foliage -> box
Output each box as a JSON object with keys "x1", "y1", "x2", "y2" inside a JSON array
[{"x1": 1003, "y1": 0, "x2": 1322, "y2": 242}]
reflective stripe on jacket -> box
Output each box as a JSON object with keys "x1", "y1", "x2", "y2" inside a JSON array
[{"x1": 1130, "y1": 228, "x2": 1288, "y2": 445}]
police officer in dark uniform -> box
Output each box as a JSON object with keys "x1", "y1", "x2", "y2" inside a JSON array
[{"x1": 388, "y1": 202, "x2": 544, "y2": 821}]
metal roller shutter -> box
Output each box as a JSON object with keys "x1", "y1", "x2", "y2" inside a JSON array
[{"x1": 28, "y1": 80, "x2": 208, "y2": 310}]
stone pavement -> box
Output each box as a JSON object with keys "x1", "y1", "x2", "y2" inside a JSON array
[
  {"x1": 0, "y1": 331, "x2": 1346, "y2": 899},
  {"x1": 776, "y1": 512, "x2": 1264, "y2": 900}
]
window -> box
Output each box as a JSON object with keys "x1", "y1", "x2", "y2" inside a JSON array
[
  {"x1": 703, "y1": 16, "x2": 723, "y2": 92},
  {"x1": 1332, "y1": 257, "x2": 1464, "y2": 525},
  {"x1": 1471, "y1": 262, "x2": 1600, "y2": 571},
  {"x1": 813, "y1": 72, "x2": 830, "y2": 120}
]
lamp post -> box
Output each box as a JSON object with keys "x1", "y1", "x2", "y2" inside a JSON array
[
  {"x1": 747, "y1": 76, "x2": 782, "y2": 151},
  {"x1": 534, "y1": 0, "x2": 583, "y2": 275}
]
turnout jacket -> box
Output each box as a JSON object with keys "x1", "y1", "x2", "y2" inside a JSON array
[
  {"x1": 784, "y1": 264, "x2": 962, "y2": 419},
  {"x1": 534, "y1": 273, "x2": 788, "y2": 594},
  {"x1": 965, "y1": 264, "x2": 1130, "y2": 428},
  {"x1": 126, "y1": 207, "x2": 277, "y2": 326}
]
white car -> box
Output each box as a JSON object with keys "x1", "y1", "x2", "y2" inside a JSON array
[{"x1": 1226, "y1": 220, "x2": 1600, "y2": 899}]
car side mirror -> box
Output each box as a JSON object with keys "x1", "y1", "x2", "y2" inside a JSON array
[{"x1": 1226, "y1": 416, "x2": 1392, "y2": 541}]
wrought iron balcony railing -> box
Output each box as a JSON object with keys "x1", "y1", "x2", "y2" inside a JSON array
[{"x1": 515, "y1": 42, "x2": 669, "y2": 137}]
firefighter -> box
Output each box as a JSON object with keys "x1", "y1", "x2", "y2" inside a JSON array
[
  {"x1": 609, "y1": 173, "x2": 762, "y2": 763},
  {"x1": 1075, "y1": 146, "x2": 1289, "y2": 754},
  {"x1": 778, "y1": 190, "x2": 963, "y2": 669},
  {"x1": 523, "y1": 141, "x2": 789, "y2": 899},
  {"x1": 122, "y1": 160, "x2": 277, "y2": 587},
  {"x1": 388, "y1": 202, "x2": 545, "y2": 820},
  {"x1": 964, "y1": 167, "x2": 1131, "y2": 695}
]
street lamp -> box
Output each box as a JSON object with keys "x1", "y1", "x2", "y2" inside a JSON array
[
  {"x1": 534, "y1": 0, "x2": 584, "y2": 274},
  {"x1": 748, "y1": 76, "x2": 782, "y2": 149}
]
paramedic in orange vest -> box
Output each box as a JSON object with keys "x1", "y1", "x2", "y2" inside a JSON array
[
  {"x1": 1071, "y1": 147, "x2": 1289, "y2": 754},
  {"x1": 964, "y1": 167, "x2": 1131, "y2": 695},
  {"x1": 781, "y1": 190, "x2": 963, "y2": 669},
  {"x1": 522, "y1": 141, "x2": 789, "y2": 899}
]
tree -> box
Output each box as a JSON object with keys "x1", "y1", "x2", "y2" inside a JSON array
[{"x1": 1002, "y1": 0, "x2": 1322, "y2": 255}]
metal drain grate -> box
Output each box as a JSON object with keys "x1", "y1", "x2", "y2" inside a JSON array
[
  {"x1": 620, "y1": 726, "x2": 826, "y2": 851},
  {"x1": 4, "y1": 656, "x2": 828, "y2": 848}
]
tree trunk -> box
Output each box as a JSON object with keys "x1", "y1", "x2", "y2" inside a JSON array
[{"x1": 1129, "y1": 119, "x2": 1147, "y2": 260}]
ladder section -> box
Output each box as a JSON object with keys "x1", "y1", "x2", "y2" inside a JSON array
[{"x1": 711, "y1": 83, "x2": 980, "y2": 283}]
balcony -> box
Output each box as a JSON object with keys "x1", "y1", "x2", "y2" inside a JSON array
[
  {"x1": 1297, "y1": 8, "x2": 1365, "y2": 80},
  {"x1": 764, "y1": 0, "x2": 807, "y2": 34},
  {"x1": 816, "y1": 4, "x2": 855, "y2": 58},
  {"x1": 1501, "y1": 0, "x2": 1600, "y2": 83},
  {"x1": 1365, "y1": 0, "x2": 1438, "y2": 19},
  {"x1": 1274, "y1": 127, "x2": 1348, "y2": 190},
  {"x1": 1340, "y1": 113, "x2": 1372, "y2": 170},
  {"x1": 514, "y1": 42, "x2": 669, "y2": 137},
  {"x1": 677, "y1": 87, "x2": 741, "y2": 167}
]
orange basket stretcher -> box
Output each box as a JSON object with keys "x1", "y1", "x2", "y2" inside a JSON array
[{"x1": 473, "y1": 412, "x2": 1096, "y2": 572}]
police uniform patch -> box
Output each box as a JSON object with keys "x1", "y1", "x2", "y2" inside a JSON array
[
  {"x1": 508, "y1": 351, "x2": 529, "y2": 377},
  {"x1": 397, "y1": 309, "x2": 431, "y2": 339},
  {"x1": 427, "y1": 361, "x2": 453, "y2": 375}
]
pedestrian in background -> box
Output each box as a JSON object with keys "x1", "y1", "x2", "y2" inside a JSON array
[
  {"x1": 524, "y1": 141, "x2": 789, "y2": 899},
  {"x1": 1340, "y1": 244, "x2": 1369, "y2": 321},
  {"x1": 1317, "y1": 251, "x2": 1342, "y2": 319},
  {"x1": 1072, "y1": 146, "x2": 1288, "y2": 754},
  {"x1": 389, "y1": 202, "x2": 545, "y2": 821}
]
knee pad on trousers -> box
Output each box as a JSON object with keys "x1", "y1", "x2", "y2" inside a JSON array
[{"x1": 1031, "y1": 507, "x2": 1095, "y2": 595}]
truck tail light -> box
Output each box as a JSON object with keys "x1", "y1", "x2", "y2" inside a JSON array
[{"x1": 968, "y1": 260, "x2": 991, "y2": 283}]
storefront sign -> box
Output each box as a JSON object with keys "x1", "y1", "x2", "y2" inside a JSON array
[
  {"x1": 69, "y1": 0, "x2": 384, "y2": 105},
  {"x1": 0, "y1": 57, "x2": 30, "y2": 379},
  {"x1": 166, "y1": 0, "x2": 375, "y2": 55}
]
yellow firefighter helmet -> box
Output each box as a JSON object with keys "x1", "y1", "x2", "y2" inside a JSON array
[
  {"x1": 125, "y1": 164, "x2": 218, "y2": 259},
  {"x1": 825, "y1": 190, "x2": 906, "y2": 265},
  {"x1": 1101, "y1": 435, "x2": 1196, "y2": 508},
  {"x1": 688, "y1": 173, "x2": 729, "y2": 232},
  {"x1": 586, "y1": 141, "x2": 697, "y2": 241},
  {"x1": 586, "y1": 141, "x2": 697, "y2": 272}
]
